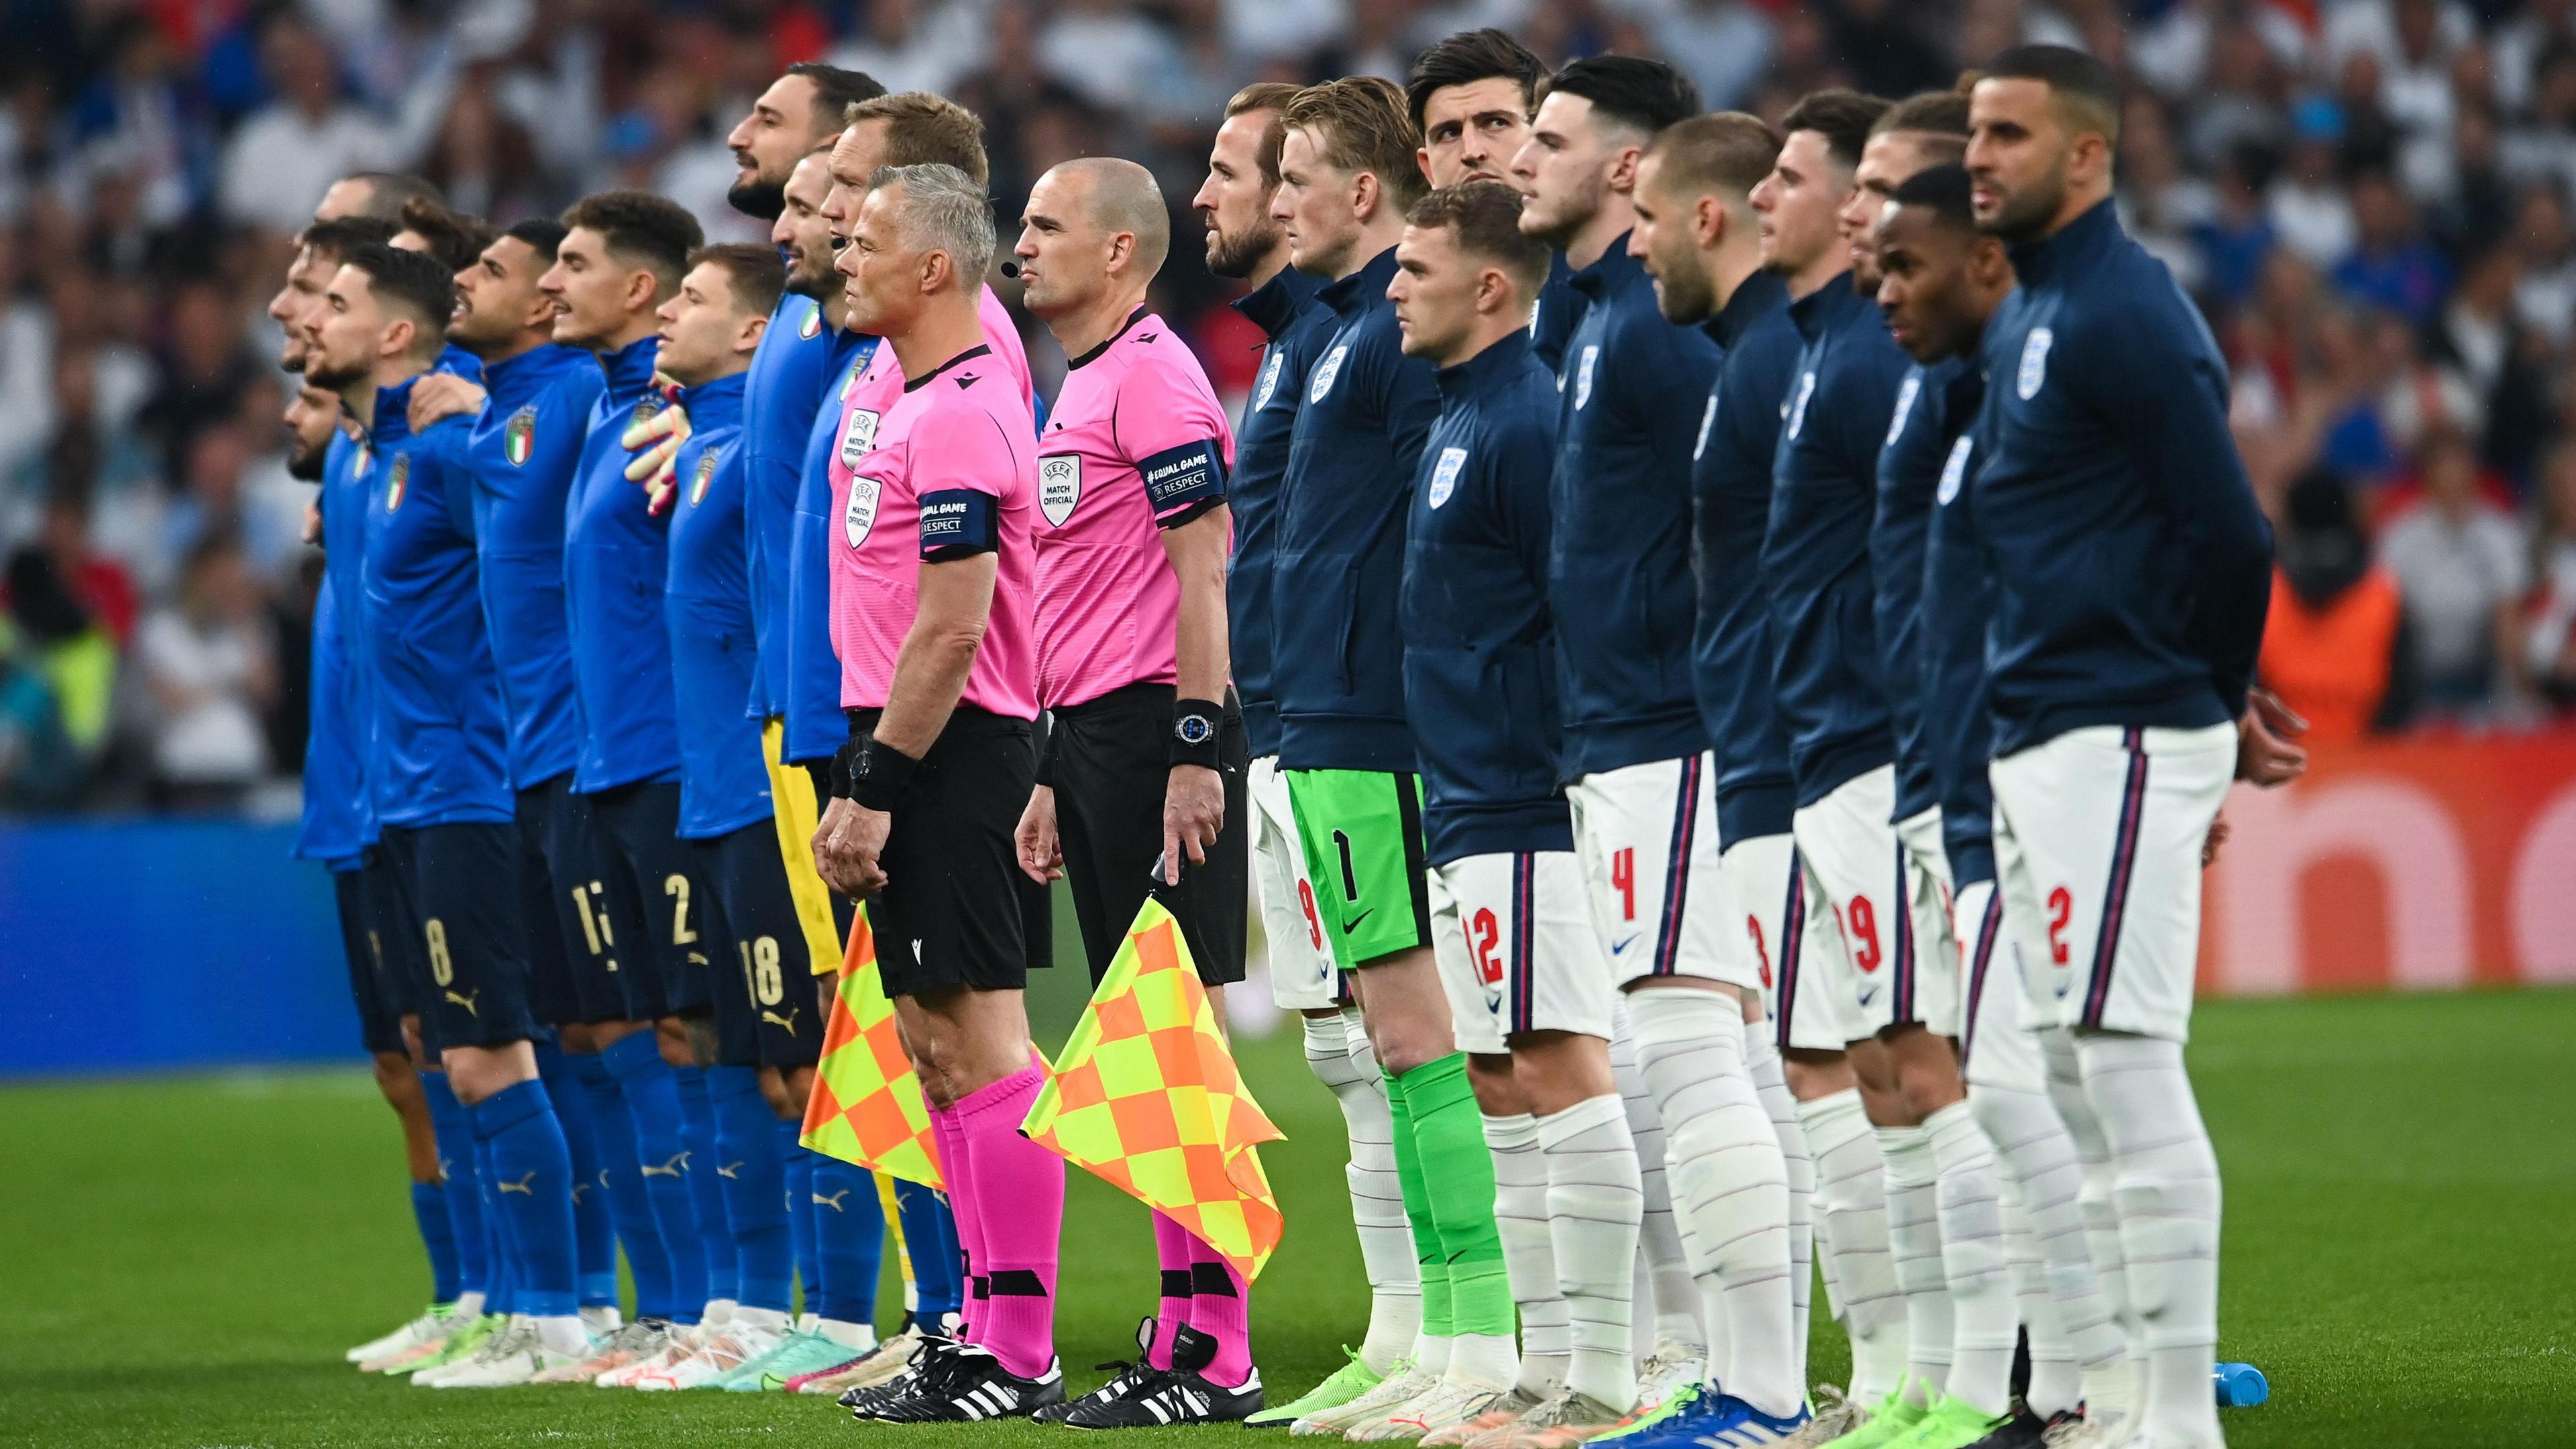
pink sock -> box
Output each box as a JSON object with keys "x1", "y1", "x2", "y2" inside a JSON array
[
  {"x1": 1149, "y1": 1212, "x2": 1196, "y2": 1368},
  {"x1": 955, "y1": 1064, "x2": 1063, "y2": 1379},
  {"x1": 1190, "y1": 1249, "x2": 1254, "y2": 1389},
  {"x1": 930, "y1": 1103, "x2": 986, "y2": 1344}
]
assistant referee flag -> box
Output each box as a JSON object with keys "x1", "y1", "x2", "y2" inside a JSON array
[
  {"x1": 1022, "y1": 899, "x2": 1285, "y2": 1280},
  {"x1": 800, "y1": 906, "x2": 945, "y2": 1189}
]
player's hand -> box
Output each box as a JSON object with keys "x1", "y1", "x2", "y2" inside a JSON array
[
  {"x1": 813, "y1": 796, "x2": 890, "y2": 897},
  {"x1": 301, "y1": 499, "x2": 321, "y2": 546},
  {"x1": 408, "y1": 373, "x2": 487, "y2": 431},
  {"x1": 2236, "y1": 694, "x2": 2308, "y2": 788},
  {"x1": 623, "y1": 396, "x2": 689, "y2": 482},
  {"x1": 1016, "y1": 785, "x2": 1064, "y2": 885},
  {"x1": 1163, "y1": 763, "x2": 1223, "y2": 886},
  {"x1": 2249, "y1": 686, "x2": 2308, "y2": 741}
]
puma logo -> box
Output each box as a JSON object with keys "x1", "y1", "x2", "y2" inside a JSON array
[
  {"x1": 812, "y1": 1189, "x2": 851, "y2": 1212},
  {"x1": 443, "y1": 989, "x2": 480, "y2": 1016},
  {"x1": 496, "y1": 1172, "x2": 537, "y2": 1195},
  {"x1": 641, "y1": 1152, "x2": 690, "y2": 1178},
  {"x1": 571, "y1": 1181, "x2": 590, "y2": 1202},
  {"x1": 761, "y1": 1008, "x2": 802, "y2": 1036},
  {"x1": 716, "y1": 1161, "x2": 744, "y2": 1180},
  {"x1": 596, "y1": 1169, "x2": 612, "y2": 1190}
]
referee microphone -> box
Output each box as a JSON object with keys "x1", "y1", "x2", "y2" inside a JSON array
[{"x1": 998, "y1": 259, "x2": 1023, "y2": 278}]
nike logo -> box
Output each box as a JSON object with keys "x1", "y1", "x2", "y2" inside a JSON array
[
  {"x1": 813, "y1": 1189, "x2": 850, "y2": 1211},
  {"x1": 1856, "y1": 983, "x2": 1880, "y2": 1009},
  {"x1": 1340, "y1": 908, "x2": 1373, "y2": 935},
  {"x1": 496, "y1": 1171, "x2": 537, "y2": 1195},
  {"x1": 717, "y1": 1161, "x2": 743, "y2": 1179},
  {"x1": 641, "y1": 1152, "x2": 690, "y2": 1178},
  {"x1": 443, "y1": 989, "x2": 480, "y2": 1016},
  {"x1": 761, "y1": 1008, "x2": 802, "y2": 1035},
  {"x1": 1610, "y1": 932, "x2": 1641, "y2": 957}
]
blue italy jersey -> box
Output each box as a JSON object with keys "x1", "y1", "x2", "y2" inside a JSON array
[
  {"x1": 318, "y1": 428, "x2": 379, "y2": 845},
  {"x1": 564, "y1": 334, "x2": 682, "y2": 793},
  {"x1": 1402, "y1": 331, "x2": 1570, "y2": 864},
  {"x1": 360, "y1": 376, "x2": 512, "y2": 826},
  {"x1": 1228, "y1": 265, "x2": 1334, "y2": 760},
  {"x1": 783, "y1": 329, "x2": 878, "y2": 763},
  {"x1": 1273, "y1": 247, "x2": 1440, "y2": 775},
  {"x1": 662, "y1": 373, "x2": 770, "y2": 840},
  {"x1": 1919, "y1": 362, "x2": 1996, "y2": 888},
  {"x1": 1764, "y1": 275, "x2": 1909, "y2": 806},
  {"x1": 1550, "y1": 237, "x2": 1721, "y2": 780},
  {"x1": 1974, "y1": 200, "x2": 2273, "y2": 756},
  {"x1": 294, "y1": 584, "x2": 366, "y2": 868},
  {"x1": 742, "y1": 292, "x2": 847, "y2": 724},
  {"x1": 1690, "y1": 270, "x2": 1803, "y2": 845},
  {"x1": 460, "y1": 343, "x2": 602, "y2": 790},
  {"x1": 1874, "y1": 356, "x2": 1970, "y2": 825}
]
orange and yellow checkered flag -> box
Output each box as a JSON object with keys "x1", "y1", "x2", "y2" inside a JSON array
[
  {"x1": 800, "y1": 906, "x2": 944, "y2": 1189},
  {"x1": 1021, "y1": 899, "x2": 1285, "y2": 1280}
]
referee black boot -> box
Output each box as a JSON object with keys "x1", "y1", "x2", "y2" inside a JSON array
[{"x1": 1061, "y1": 1324, "x2": 1264, "y2": 1429}]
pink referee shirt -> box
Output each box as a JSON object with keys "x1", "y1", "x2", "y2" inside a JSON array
[
  {"x1": 828, "y1": 287, "x2": 1039, "y2": 719},
  {"x1": 1032, "y1": 310, "x2": 1235, "y2": 709}
]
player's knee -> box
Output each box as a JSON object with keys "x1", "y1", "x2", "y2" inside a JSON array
[
  {"x1": 1783, "y1": 1049, "x2": 1854, "y2": 1101},
  {"x1": 371, "y1": 1051, "x2": 423, "y2": 1108},
  {"x1": 655, "y1": 1016, "x2": 694, "y2": 1069}
]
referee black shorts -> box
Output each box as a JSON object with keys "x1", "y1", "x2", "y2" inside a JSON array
[
  {"x1": 379, "y1": 820, "x2": 539, "y2": 1050},
  {"x1": 694, "y1": 822, "x2": 826, "y2": 1068},
  {"x1": 516, "y1": 773, "x2": 629, "y2": 1026},
  {"x1": 848, "y1": 705, "x2": 1052, "y2": 1001},
  {"x1": 588, "y1": 780, "x2": 718, "y2": 1021},
  {"x1": 333, "y1": 861, "x2": 405, "y2": 1057},
  {"x1": 1049, "y1": 682, "x2": 1248, "y2": 987}
]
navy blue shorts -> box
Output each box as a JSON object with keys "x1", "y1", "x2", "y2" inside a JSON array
[
  {"x1": 333, "y1": 863, "x2": 406, "y2": 1056},
  {"x1": 518, "y1": 774, "x2": 633, "y2": 1025},
  {"x1": 356, "y1": 848, "x2": 433, "y2": 1051},
  {"x1": 587, "y1": 780, "x2": 716, "y2": 1021},
  {"x1": 694, "y1": 822, "x2": 826, "y2": 1068},
  {"x1": 380, "y1": 821, "x2": 539, "y2": 1050}
]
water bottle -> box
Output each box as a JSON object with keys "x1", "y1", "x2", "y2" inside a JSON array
[{"x1": 2214, "y1": 1361, "x2": 2267, "y2": 1407}]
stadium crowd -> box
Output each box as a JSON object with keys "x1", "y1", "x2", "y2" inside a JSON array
[{"x1": 6, "y1": 0, "x2": 2576, "y2": 812}]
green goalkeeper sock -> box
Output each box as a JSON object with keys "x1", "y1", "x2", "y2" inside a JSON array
[
  {"x1": 1397, "y1": 1053, "x2": 1515, "y2": 1340},
  {"x1": 1383, "y1": 1065, "x2": 1454, "y2": 1340}
]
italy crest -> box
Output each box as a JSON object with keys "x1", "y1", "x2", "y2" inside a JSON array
[{"x1": 504, "y1": 407, "x2": 537, "y2": 466}]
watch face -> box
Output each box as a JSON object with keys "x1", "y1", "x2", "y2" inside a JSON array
[{"x1": 1175, "y1": 714, "x2": 1213, "y2": 746}]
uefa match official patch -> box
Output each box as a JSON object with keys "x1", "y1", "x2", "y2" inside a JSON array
[
  {"x1": 840, "y1": 409, "x2": 881, "y2": 469},
  {"x1": 1039, "y1": 454, "x2": 1081, "y2": 526},
  {"x1": 844, "y1": 475, "x2": 881, "y2": 548}
]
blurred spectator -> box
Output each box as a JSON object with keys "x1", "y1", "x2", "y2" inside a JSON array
[
  {"x1": 2260, "y1": 470, "x2": 2413, "y2": 742},
  {"x1": 0, "y1": 616, "x2": 74, "y2": 809},
  {"x1": 2380, "y1": 429, "x2": 2534, "y2": 713},
  {"x1": 2509, "y1": 183, "x2": 2576, "y2": 343},
  {"x1": 219, "y1": 13, "x2": 392, "y2": 231},
  {"x1": 2271, "y1": 99, "x2": 2359, "y2": 267},
  {"x1": 1631, "y1": 0, "x2": 1775, "y2": 113},
  {"x1": 830, "y1": 0, "x2": 988, "y2": 95},
  {"x1": 3, "y1": 546, "x2": 115, "y2": 765},
  {"x1": 133, "y1": 535, "x2": 276, "y2": 809},
  {"x1": 2523, "y1": 439, "x2": 2576, "y2": 707},
  {"x1": 26, "y1": 489, "x2": 139, "y2": 648},
  {"x1": 2332, "y1": 170, "x2": 2449, "y2": 323}
]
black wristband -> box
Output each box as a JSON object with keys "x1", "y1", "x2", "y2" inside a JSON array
[
  {"x1": 1032, "y1": 710, "x2": 1059, "y2": 788},
  {"x1": 1169, "y1": 697, "x2": 1224, "y2": 769},
  {"x1": 851, "y1": 739, "x2": 922, "y2": 812},
  {"x1": 830, "y1": 736, "x2": 863, "y2": 800}
]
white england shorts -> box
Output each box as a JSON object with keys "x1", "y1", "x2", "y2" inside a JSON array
[
  {"x1": 1566, "y1": 753, "x2": 1759, "y2": 992},
  {"x1": 1792, "y1": 763, "x2": 1960, "y2": 1042},
  {"x1": 1894, "y1": 806, "x2": 1963, "y2": 1037},
  {"x1": 1250, "y1": 755, "x2": 1340, "y2": 1011},
  {"x1": 1988, "y1": 722, "x2": 2235, "y2": 1043},
  {"x1": 1721, "y1": 831, "x2": 1832, "y2": 1052},
  {"x1": 1430, "y1": 851, "x2": 1615, "y2": 1055},
  {"x1": 1953, "y1": 878, "x2": 2045, "y2": 1093}
]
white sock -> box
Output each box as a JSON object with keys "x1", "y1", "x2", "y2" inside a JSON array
[
  {"x1": 1611, "y1": 1021, "x2": 1702, "y2": 1353},
  {"x1": 1877, "y1": 1124, "x2": 1950, "y2": 1405},
  {"x1": 816, "y1": 1317, "x2": 875, "y2": 1350},
  {"x1": 1486, "y1": 1112, "x2": 1571, "y2": 1399},
  {"x1": 1629, "y1": 988, "x2": 1797, "y2": 1419},
  {"x1": 1999, "y1": 1177, "x2": 2081, "y2": 1419},
  {"x1": 701, "y1": 1298, "x2": 737, "y2": 1329},
  {"x1": 733, "y1": 1304, "x2": 790, "y2": 1332},
  {"x1": 1970, "y1": 1078, "x2": 2123, "y2": 1401},
  {"x1": 2079, "y1": 1032, "x2": 2223, "y2": 1448},
  {"x1": 1310, "y1": 1010, "x2": 1421, "y2": 1375},
  {"x1": 1411, "y1": 1332, "x2": 1454, "y2": 1378},
  {"x1": 1746, "y1": 1033, "x2": 1815, "y2": 1384},
  {"x1": 580, "y1": 1303, "x2": 622, "y2": 1335},
  {"x1": 1925, "y1": 1103, "x2": 2012, "y2": 1416},
  {"x1": 1801, "y1": 1090, "x2": 1904, "y2": 1402},
  {"x1": 534, "y1": 1313, "x2": 592, "y2": 1356},
  {"x1": 1537, "y1": 1093, "x2": 1644, "y2": 1413},
  {"x1": 454, "y1": 1290, "x2": 486, "y2": 1318},
  {"x1": 2045, "y1": 1027, "x2": 2137, "y2": 1426},
  {"x1": 1447, "y1": 1331, "x2": 1519, "y2": 1392}
]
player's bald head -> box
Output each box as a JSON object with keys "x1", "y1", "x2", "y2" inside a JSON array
[{"x1": 1049, "y1": 157, "x2": 1170, "y2": 280}]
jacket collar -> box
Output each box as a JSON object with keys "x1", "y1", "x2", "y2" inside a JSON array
[
  {"x1": 1318, "y1": 246, "x2": 1401, "y2": 318},
  {"x1": 1709, "y1": 269, "x2": 1788, "y2": 350},
  {"x1": 675, "y1": 371, "x2": 747, "y2": 431},
  {"x1": 598, "y1": 333, "x2": 661, "y2": 404},
  {"x1": 1232, "y1": 265, "x2": 1325, "y2": 341},
  {"x1": 1565, "y1": 233, "x2": 1640, "y2": 300},
  {"x1": 1436, "y1": 328, "x2": 1534, "y2": 401},
  {"x1": 2006, "y1": 195, "x2": 2122, "y2": 288}
]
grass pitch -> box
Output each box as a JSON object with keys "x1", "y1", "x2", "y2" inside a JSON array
[{"x1": 2, "y1": 987, "x2": 2569, "y2": 1448}]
